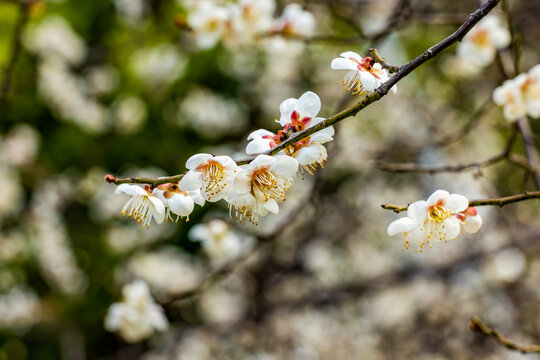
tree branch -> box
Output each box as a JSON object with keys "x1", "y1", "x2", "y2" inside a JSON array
[
  {"x1": 375, "y1": 123, "x2": 519, "y2": 174},
  {"x1": 381, "y1": 191, "x2": 540, "y2": 213},
  {"x1": 469, "y1": 316, "x2": 540, "y2": 353},
  {"x1": 103, "y1": 173, "x2": 186, "y2": 187},
  {"x1": 516, "y1": 117, "x2": 540, "y2": 189}
]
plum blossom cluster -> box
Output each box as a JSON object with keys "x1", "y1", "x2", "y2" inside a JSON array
[
  {"x1": 387, "y1": 190, "x2": 483, "y2": 252},
  {"x1": 493, "y1": 64, "x2": 540, "y2": 121},
  {"x1": 114, "y1": 49, "x2": 400, "y2": 227},
  {"x1": 115, "y1": 91, "x2": 335, "y2": 226},
  {"x1": 184, "y1": 0, "x2": 315, "y2": 49}
]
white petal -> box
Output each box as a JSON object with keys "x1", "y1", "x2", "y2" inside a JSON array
[
  {"x1": 214, "y1": 155, "x2": 236, "y2": 169},
  {"x1": 295, "y1": 144, "x2": 325, "y2": 165},
  {"x1": 178, "y1": 170, "x2": 202, "y2": 191},
  {"x1": 168, "y1": 193, "x2": 194, "y2": 217},
  {"x1": 148, "y1": 196, "x2": 166, "y2": 224},
  {"x1": 462, "y1": 214, "x2": 482, "y2": 233},
  {"x1": 247, "y1": 129, "x2": 274, "y2": 141},
  {"x1": 229, "y1": 169, "x2": 251, "y2": 195},
  {"x1": 445, "y1": 194, "x2": 469, "y2": 213},
  {"x1": 263, "y1": 198, "x2": 279, "y2": 214},
  {"x1": 339, "y1": 51, "x2": 362, "y2": 61},
  {"x1": 443, "y1": 216, "x2": 461, "y2": 239},
  {"x1": 407, "y1": 200, "x2": 428, "y2": 223},
  {"x1": 249, "y1": 154, "x2": 275, "y2": 169},
  {"x1": 298, "y1": 91, "x2": 321, "y2": 118},
  {"x1": 116, "y1": 184, "x2": 147, "y2": 196},
  {"x1": 330, "y1": 57, "x2": 357, "y2": 70},
  {"x1": 270, "y1": 155, "x2": 299, "y2": 178},
  {"x1": 310, "y1": 127, "x2": 334, "y2": 143},
  {"x1": 409, "y1": 227, "x2": 428, "y2": 246},
  {"x1": 279, "y1": 98, "x2": 297, "y2": 125},
  {"x1": 426, "y1": 190, "x2": 449, "y2": 206},
  {"x1": 189, "y1": 190, "x2": 206, "y2": 206},
  {"x1": 246, "y1": 138, "x2": 272, "y2": 155},
  {"x1": 387, "y1": 217, "x2": 418, "y2": 236},
  {"x1": 359, "y1": 71, "x2": 380, "y2": 92},
  {"x1": 186, "y1": 153, "x2": 213, "y2": 170}
]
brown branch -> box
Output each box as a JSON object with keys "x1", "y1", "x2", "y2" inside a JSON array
[
  {"x1": 103, "y1": 173, "x2": 186, "y2": 187},
  {"x1": 0, "y1": 0, "x2": 31, "y2": 108},
  {"x1": 375, "y1": 123, "x2": 519, "y2": 174},
  {"x1": 108, "y1": 0, "x2": 502, "y2": 184},
  {"x1": 516, "y1": 117, "x2": 540, "y2": 189},
  {"x1": 381, "y1": 191, "x2": 540, "y2": 213},
  {"x1": 469, "y1": 316, "x2": 540, "y2": 353}
]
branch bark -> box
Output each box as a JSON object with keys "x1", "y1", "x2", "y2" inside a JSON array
[{"x1": 470, "y1": 316, "x2": 540, "y2": 353}]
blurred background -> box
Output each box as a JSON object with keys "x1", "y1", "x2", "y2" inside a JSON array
[{"x1": 0, "y1": 0, "x2": 540, "y2": 358}]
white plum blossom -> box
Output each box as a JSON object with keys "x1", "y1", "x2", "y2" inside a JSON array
[
  {"x1": 331, "y1": 51, "x2": 396, "y2": 95},
  {"x1": 153, "y1": 183, "x2": 205, "y2": 222},
  {"x1": 189, "y1": 218, "x2": 253, "y2": 266},
  {"x1": 247, "y1": 91, "x2": 334, "y2": 174},
  {"x1": 188, "y1": 1, "x2": 232, "y2": 49},
  {"x1": 179, "y1": 153, "x2": 238, "y2": 202},
  {"x1": 231, "y1": 0, "x2": 275, "y2": 41},
  {"x1": 104, "y1": 280, "x2": 168, "y2": 343},
  {"x1": 272, "y1": 4, "x2": 316, "y2": 37},
  {"x1": 456, "y1": 15, "x2": 511, "y2": 68},
  {"x1": 225, "y1": 155, "x2": 298, "y2": 224},
  {"x1": 493, "y1": 64, "x2": 540, "y2": 121},
  {"x1": 116, "y1": 184, "x2": 165, "y2": 228},
  {"x1": 387, "y1": 190, "x2": 470, "y2": 251}
]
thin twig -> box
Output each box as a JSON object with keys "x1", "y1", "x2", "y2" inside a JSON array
[
  {"x1": 375, "y1": 123, "x2": 519, "y2": 174},
  {"x1": 381, "y1": 191, "x2": 540, "y2": 213},
  {"x1": 368, "y1": 48, "x2": 399, "y2": 73},
  {"x1": 469, "y1": 316, "x2": 540, "y2": 353},
  {"x1": 103, "y1": 173, "x2": 186, "y2": 187}
]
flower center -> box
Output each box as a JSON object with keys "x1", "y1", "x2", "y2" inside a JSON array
[
  {"x1": 349, "y1": 56, "x2": 381, "y2": 79},
  {"x1": 199, "y1": 160, "x2": 227, "y2": 195},
  {"x1": 250, "y1": 168, "x2": 286, "y2": 202},
  {"x1": 471, "y1": 29, "x2": 489, "y2": 47},
  {"x1": 427, "y1": 204, "x2": 451, "y2": 223}
]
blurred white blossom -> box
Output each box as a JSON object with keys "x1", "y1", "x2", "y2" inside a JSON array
[
  {"x1": 24, "y1": 15, "x2": 87, "y2": 66},
  {"x1": 104, "y1": 279, "x2": 168, "y2": 343}
]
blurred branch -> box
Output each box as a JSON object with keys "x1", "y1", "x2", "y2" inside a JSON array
[
  {"x1": 375, "y1": 123, "x2": 520, "y2": 174},
  {"x1": 381, "y1": 191, "x2": 540, "y2": 213},
  {"x1": 109, "y1": 0, "x2": 502, "y2": 183},
  {"x1": 469, "y1": 316, "x2": 540, "y2": 353},
  {"x1": 0, "y1": 0, "x2": 31, "y2": 109},
  {"x1": 516, "y1": 117, "x2": 540, "y2": 189}
]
